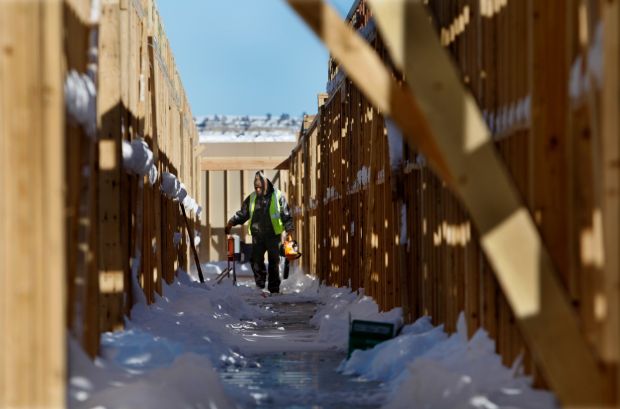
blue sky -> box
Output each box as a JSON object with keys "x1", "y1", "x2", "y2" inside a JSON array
[{"x1": 158, "y1": 0, "x2": 353, "y2": 117}]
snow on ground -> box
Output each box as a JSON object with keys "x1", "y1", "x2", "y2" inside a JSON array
[
  {"x1": 69, "y1": 265, "x2": 558, "y2": 409},
  {"x1": 200, "y1": 261, "x2": 255, "y2": 278},
  {"x1": 340, "y1": 314, "x2": 558, "y2": 409}
]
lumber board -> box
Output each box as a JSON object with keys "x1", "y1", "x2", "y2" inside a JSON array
[
  {"x1": 98, "y1": 0, "x2": 126, "y2": 332},
  {"x1": 201, "y1": 156, "x2": 290, "y2": 171},
  {"x1": 529, "y1": 0, "x2": 572, "y2": 293},
  {"x1": 600, "y1": 0, "x2": 620, "y2": 386},
  {"x1": 0, "y1": 0, "x2": 65, "y2": 406}
]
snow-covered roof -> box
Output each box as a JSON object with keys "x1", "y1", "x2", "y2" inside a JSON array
[{"x1": 196, "y1": 114, "x2": 302, "y2": 143}]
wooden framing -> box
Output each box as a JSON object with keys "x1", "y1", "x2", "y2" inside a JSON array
[
  {"x1": 98, "y1": 0, "x2": 126, "y2": 332},
  {"x1": 0, "y1": 0, "x2": 198, "y2": 402},
  {"x1": 201, "y1": 156, "x2": 289, "y2": 171},
  {"x1": 288, "y1": 0, "x2": 617, "y2": 405},
  {"x1": 65, "y1": 0, "x2": 201, "y2": 356},
  {"x1": 367, "y1": 3, "x2": 606, "y2": 403},
  {"x1": 0, "y1": 0, "x2": 65, "y2": 407}
]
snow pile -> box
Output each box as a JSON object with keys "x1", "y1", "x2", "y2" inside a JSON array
[
  {"x1": 161, "y1": 171, "x2": 182, "y2": 198},
  {"x1": 160, "y1": 172, "x2": 200, "y2": 214},
  {"x1": 65, "y1": 0, "x2": 100, "y2": 139},
  {"x1": 280, "y1": 267, "x2": 321, "y2": 296},
  {"x1": 324, "y1": 186, "x2": 341, "y2": 204},
  {"x1": 122, "y1": 138, "x2": 158, "y2": 185},
  {"x1": 79, "y1": 354, "x2": 233, "y2": 409},
  {"x1": 68, "y1": 270, "x2": 264, "y2": 409},
  {"x1": 69, "y1": 336, "x2": 235, "y2": 409},
  {"x1": 339, "y1": 313, "x2": 558, "y2": 409},
  {"x1": 340, "y1": 316, "x2": 447, "y2": 381},
  {"x1": 349, "y1": 166, "x2": 370, "y2": 194},
  {"x1": 196, "y1": 114, "x2": 302, "y2": 143},
  {"x1": 200, "y1": 261, "x2": 255, "y2": 279},
  {"x1": 65, "y1": 70, "x2": 97, "y2": 138}
]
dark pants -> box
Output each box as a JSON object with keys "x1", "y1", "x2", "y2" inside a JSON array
[{"x1": 251, "y1": 235, "x2": 281, "y2": 293}]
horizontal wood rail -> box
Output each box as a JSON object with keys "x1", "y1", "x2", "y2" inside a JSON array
[{"x1": 200, "y1": 156, "x2": 289, "y2": 171}]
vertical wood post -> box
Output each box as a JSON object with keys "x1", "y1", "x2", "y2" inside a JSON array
[
  {"x1": 600, "y1": 0, "x2": 620, "y2": 399},
  {"x1": 529, "y1": 0, "x2": 572, "y2": 292},
  {"x1": 98, "y1": 0, "x2": 126, "y2": 332},
  {"x1": 0, "y1": 0, "x2": 65, "y2": 406}
]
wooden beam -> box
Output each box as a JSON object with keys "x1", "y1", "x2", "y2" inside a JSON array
[
  {"x1": 98, "y1": 0, "x2": 126, "y2": 332},
  {"x1": 201, "y1": 156, "x2": 290, "y2": 171},
  {"x1": 600, "y1": 0, "x2": 620, "y2": 387},
  {"x1": 275, "y1": 157, "x2": 290, "y2": 170},
  {"x1": 0, "y1": 0, "x2": 65, "y2": 406},
  {"x1": 287, "y1": 0, "x2": 608, "y2": 405}
]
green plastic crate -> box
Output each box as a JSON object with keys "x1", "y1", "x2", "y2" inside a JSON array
[{"x1": 347, "y1": 319, "x2": 395, "y2": 359}]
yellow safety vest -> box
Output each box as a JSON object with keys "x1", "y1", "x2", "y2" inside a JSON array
[{"x1": 248, "y1": 190, "x2": 284, "y2": 235}]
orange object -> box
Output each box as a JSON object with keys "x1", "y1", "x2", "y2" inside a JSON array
[
  {"x1": 283, "y1": 240, "x2": 302, "y2": 261},
  {"x1": 227, "y1": 236, "x2": 234, "y2": 261}
]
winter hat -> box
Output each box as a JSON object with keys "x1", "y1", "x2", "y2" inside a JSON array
[
  {"x1": 254, "y1": 170, "x2": 267, "y2": 193},
  {"x1": 254, "y1": 170, "x2": 266, "y2": 184}
]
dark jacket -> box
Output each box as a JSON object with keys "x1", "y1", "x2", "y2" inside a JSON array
[{"x1": 228, "y1": 176, "x2": 294, "y2": 238}]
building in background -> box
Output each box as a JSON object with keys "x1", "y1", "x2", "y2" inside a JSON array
[{"x1": 197, "y1": 114, "x2": 301, "y2": 261}]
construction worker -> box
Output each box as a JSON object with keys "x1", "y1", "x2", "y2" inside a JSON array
[{"x1": 225, "y1": 170, "x2": 294, "y2": 293}]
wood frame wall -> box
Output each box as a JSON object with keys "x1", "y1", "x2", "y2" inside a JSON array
[
  {"x1": 288, "y1": 0, "x2": 619, "y2": 405},
  {"x1": 1, "y1": 0, "x2": 202, "y2": 405},
  {"x1": 73, "y1": 0, "x2": 202, "y2": 353}
]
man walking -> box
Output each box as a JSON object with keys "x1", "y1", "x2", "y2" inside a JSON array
[{"x1": 225, "y1": 171, "x2": 294, "y2": 293}]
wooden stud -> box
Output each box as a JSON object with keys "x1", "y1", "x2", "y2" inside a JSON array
[
  {"x1": 98, "y1": 0, "x2": 126, "y2": 332},
  {"x1": 0, "y1": 0, "x2": 65, "y2": 406},
  {"x1": 600, "y1": 0, "x2": 620, "y2": 396}
]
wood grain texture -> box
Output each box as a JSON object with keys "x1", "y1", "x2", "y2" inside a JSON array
[{"x1": 0, "y1": 0, "x2": 65, "y2": 406}]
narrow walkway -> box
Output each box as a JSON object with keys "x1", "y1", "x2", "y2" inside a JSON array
[{"x1": 218, "y1": 295, "x2": 389, "y2": 409}]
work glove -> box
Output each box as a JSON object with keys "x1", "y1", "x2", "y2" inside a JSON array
[{"x1": 225, "y1": 222, "x2": 232, "y2": 235}]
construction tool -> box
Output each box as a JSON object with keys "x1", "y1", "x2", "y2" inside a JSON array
[
  {"x1": 279, "y1": 239, "x2": 301, "y2": 279},
  {"x1": 281, "y1": 239, "x2": 302, "y2": 261},
  {"x1": 180, "y1": 203, "x2": 205, "y2": 283},
  {"x1": 214, "y1": 234, "x2": 239, "y2": 285}
]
